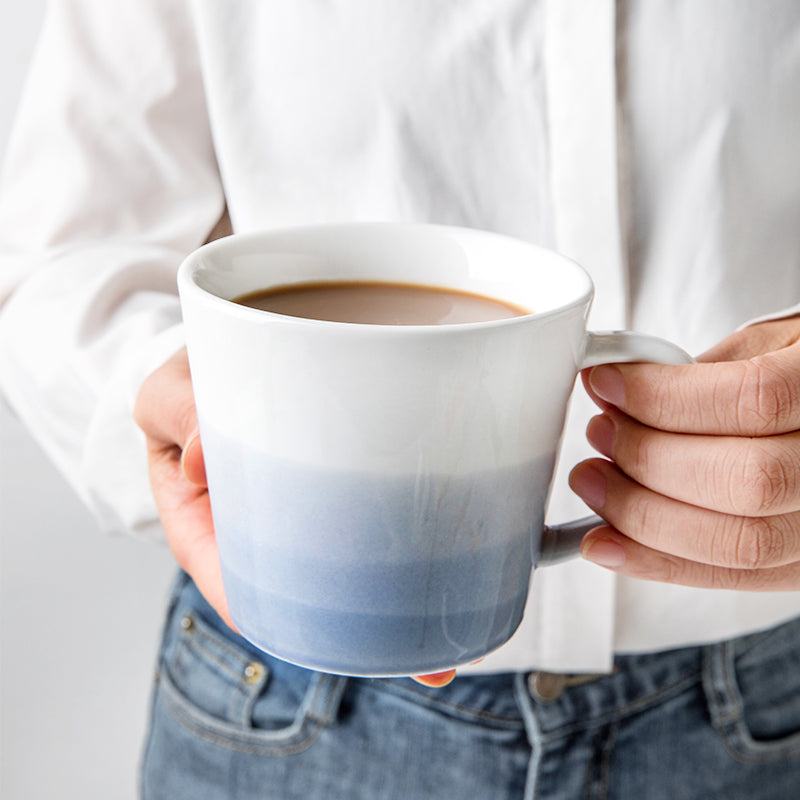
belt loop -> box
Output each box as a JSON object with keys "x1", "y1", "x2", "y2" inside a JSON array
[
  {"x1": 514, "y1": 673, "x2": 545, "y2": 800},
  {"x1": 302, "y1": 673, "x2": 350, "y2": 725},
  {"x1": 701, "y1": 639, "x2": 743, "y2": 731}
]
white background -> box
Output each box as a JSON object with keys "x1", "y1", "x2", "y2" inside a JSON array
[{"x1": 0, "y1": 4, "x2": 176, "y2": 798}]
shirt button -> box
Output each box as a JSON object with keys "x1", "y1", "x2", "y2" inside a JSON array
[{"x1": 528, "y1": 671, "x2": 567, "y2": 702}]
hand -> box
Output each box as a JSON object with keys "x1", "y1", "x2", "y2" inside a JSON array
[
  {"x1": 569, "y1": 316, "x2": 800, "y2": 590},
  {"x1": 133, "y1": 348, "x2": 235, "y2": 628}
]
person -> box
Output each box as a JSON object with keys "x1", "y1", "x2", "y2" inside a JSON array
[{"x1": 2, "y1": 1, "x2": 800, "y2": 797}]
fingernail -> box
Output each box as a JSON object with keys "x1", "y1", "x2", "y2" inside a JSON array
[
  {"x1": 582, "y1": 538, "x2": 626, "y2": 568},
  {"x1": 589, "y1": 366, "x2": 625, "y2": 408},
  {"x1": 569, "y1": 463, "x2": 607, "y2": 509},
  {"x1": 412, "y1": 670, "x2": 457, "y2": 688},
  {"x1": 586, "y1": 414, "x2": 615, "y2": 458},
  {"x1": 181, "y1": 432, "x2": 202, "y2": 479}
]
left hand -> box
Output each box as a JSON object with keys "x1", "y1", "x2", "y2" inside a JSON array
[
  {"x1": 134, "y1": 348, "x2": 235, "y2": 630},
  {"x1": 570, "y1": 315, "x2": 800, "y2": 590}
]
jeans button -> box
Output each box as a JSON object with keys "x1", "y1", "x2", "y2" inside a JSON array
[
  {"x1": 243, "y1": 661, "x2": 266, "y2": 684},
  {"x1": 528, "y1": 671, "x2": 567, "y2": 702}
]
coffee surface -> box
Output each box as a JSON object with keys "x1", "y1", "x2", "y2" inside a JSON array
[{"x1": 234, "y1": 280, "x2": 529, "y2": 325}]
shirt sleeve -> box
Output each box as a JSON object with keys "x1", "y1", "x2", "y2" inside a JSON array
[
  {"x1": 0, "y1": 0, "x2": 224, "y2": 541},
  {"x1": 738, "y1": 304, "x2": 800, "y2": 330}
]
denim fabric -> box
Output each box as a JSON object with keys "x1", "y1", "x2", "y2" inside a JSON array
[{"x1": 140, "y1": 572, "x2": 800, "y2": 799}]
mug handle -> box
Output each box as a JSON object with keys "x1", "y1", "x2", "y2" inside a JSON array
[{"x1": 537, "y1": 330, "x2": 695, "y2": 566}]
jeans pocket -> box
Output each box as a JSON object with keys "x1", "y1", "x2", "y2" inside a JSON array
[
  {"x1": 157, "y1": 585, "x2": 348, "y2": 756},
  {"x1": 703, "y1": 616, "x2": 800, "y2": 764}
]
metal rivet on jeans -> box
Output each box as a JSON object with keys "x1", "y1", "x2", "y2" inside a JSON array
[
  {"x1": 244, "y1": 662, "x2": 266, "y2": 684},
  {"x1": 528, "y1": 671, "x2": 567, "y2": 703}
]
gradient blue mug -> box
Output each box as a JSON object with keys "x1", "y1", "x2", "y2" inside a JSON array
[{"x1": 178, "y1": 222, "x2": 692, "y2": 676}]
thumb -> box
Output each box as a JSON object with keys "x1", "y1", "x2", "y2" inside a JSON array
[
  {"x1": 698, "y1": 316, "x2": 800, "y2": 364},
  {"x1": 586, "y1": 319, "x2": 800, "y2": 436},
  {"x1": 180, "y1": 431, "x2": 207, "y2": 486}
]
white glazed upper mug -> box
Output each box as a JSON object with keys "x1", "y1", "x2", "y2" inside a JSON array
[{"x1": 177, "y1": 222, "x2": 692, "y2": 677}]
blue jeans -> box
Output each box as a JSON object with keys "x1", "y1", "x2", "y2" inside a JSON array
[{"x1": 141, "y1": 572, "x2": 800, "y2": 799}]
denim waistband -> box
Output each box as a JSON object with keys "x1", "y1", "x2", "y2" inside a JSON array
[{"x1": 166, "y1": 570, "x2": 800, "y2": 741}]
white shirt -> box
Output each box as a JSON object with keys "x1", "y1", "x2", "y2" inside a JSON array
[{"x1": 2, "y1": 0, "x2": 800, "y2": 673}]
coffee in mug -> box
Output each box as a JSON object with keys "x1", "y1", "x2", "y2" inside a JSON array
[{"x1": 234, "y1": 280, "x2": 530, "y2": 325}]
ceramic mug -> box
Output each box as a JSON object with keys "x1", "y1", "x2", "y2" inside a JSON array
[{"x1": 177, "y1": 222, "x2": 692, "y2": 677}]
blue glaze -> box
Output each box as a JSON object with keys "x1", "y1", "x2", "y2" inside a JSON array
[{"x1": 203, "y1": 431, "x2": 552, "y2": 676}]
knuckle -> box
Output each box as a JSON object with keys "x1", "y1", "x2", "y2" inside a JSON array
[
  {"x1": 709, "y1": 565, "x2": 752, "y2": 592},
  {"x1": 627, "y1": 491, "x2": 659, "y2": 538},
  {"x1": 724, "y1": 514, "x2": 785, "y2": 570},
  {"x1": 628, "y1": 421, "x2": 657, "y2": 477},
  {"x1": 133, "y1": 349, "x2": 194, "y2": 440},
  {"x1": 713, "y1": 563, "x2": 776, "y2": 592},
  {"x1": 731, "y1": 442, "x2": 790, "y2": 516},
  {"x1": 649, "y1": 372, "x2": 693, "y2": 431},
  {"x1": 735, "y1": 360, "x2": 796, "y2": 435},
  {"x1": 132, "y1": 373, "x2": 156, "y2": 432},
  {"x1": 636, "y1": 552, "x2": 685, "y2": 585},
  {"x1": 707, "y1": 364, "x2": 735, "y2": 432}
]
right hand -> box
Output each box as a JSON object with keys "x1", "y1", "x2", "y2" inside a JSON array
[{"x1": 133, "y1": 347, "x2": 235, "y2": 629}]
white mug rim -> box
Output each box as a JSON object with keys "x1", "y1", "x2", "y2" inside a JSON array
[{"x1": 177, "y1": 221, "x2": 595, "y2": 334}]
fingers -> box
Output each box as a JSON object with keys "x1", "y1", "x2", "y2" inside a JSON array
[
  {"x1": 134, "y1": 348, "x2": 206, "y2": 485},
  {"x1": 586, "y1": 409, "x2": 800, "y2": 517},
  {"x1": 143, "y1": 424, "x2": 233, "y2": 629},
  {"x1": 412, "y1": 670, "x2": 457, "y2": 687},
  {"x1": 698, "y1": 316, "x2": 800, "y2": 364},
  {"x1": 134, "y1": 348, "x2": 228, "y2": 627},
  {"x1": 134, "y1": 348, "x2": 200, "y2": 453},
  {"x1": 580, "y1": 525, "x2": 800, "y2": 592},
  {"x1": 570, "y1": 458, "x2": 800, "y2": 571},
  {"x1": 573, "y1": 319, "x2": 800, "y2": 591},
  {"x1": 170, "y1": 498, "x2": 235, "y2": 630},
  {"x1": 583, "y1": 327, "x2": 800, "y2": 437}
]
